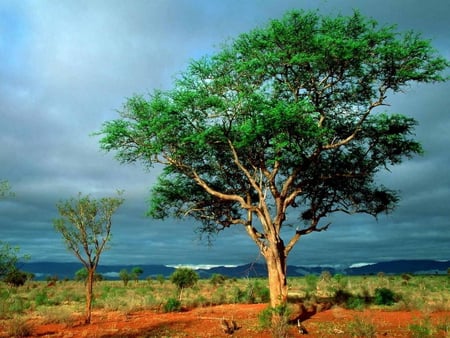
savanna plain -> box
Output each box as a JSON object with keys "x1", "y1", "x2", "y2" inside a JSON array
[{"x1": 1, "y1": 273, "x2": 449, "y2": 337}]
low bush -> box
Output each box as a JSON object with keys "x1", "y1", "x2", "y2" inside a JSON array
[
  {"x1": 210, "y1": 273, "x2": 227, "y2": 286},
  {"x1": 374, "y1": 287, "x2": 397, "y2": 306},
  {"x1": 258, "y1": 304, "x2": 291, "y2": 338},
  {"x1": 346, "y1": 295, "x2": 366, "y2": 310},
  {"x1": 163, "y1": 297, "x2": 181, "y2": 312},
  {"x1": 34, "y1": 291, "x2": 49, "y2": 306},
  {"x1": 3, "y1": 270, "x2": 29, "y2": 287},
  {"x1": 245, "y1": 279, "x2": 270, "y2": 303}
]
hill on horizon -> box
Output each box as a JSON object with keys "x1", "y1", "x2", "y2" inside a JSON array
[{"x1": 19, "y1": 259, "x2": 449, "y2": 281}]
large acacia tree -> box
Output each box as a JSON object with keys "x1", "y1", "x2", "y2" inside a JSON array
[
  {"x1": 98, "y1": 11, "x2": 448, "y2": 308},
  {"x1": 54, "y1": 192, "x2": 124, "y2": 323}
]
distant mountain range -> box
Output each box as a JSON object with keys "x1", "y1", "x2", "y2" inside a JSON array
[{"x1": 19, "y1": 259, "x2": 449, "y2": 281}]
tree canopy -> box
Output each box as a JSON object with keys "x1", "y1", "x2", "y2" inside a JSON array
[
  {"x1": 54, "y1": 192, "x2": 124, "y2": 270},
  {"x1": 98, "y1": 10, "x2": 448, "y2": 308},
  {"x1": 0, "y1": 180, "x2": 14, "y2": 199},
  {"x1": 0, "y1": 241, "x2": 21, "y2": 278}
]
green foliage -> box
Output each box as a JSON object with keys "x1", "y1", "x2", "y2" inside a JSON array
[
  {"x1": 0, "y1": 180, "x2": 14, "y2": 199},
  {"x1": 98, "y1": 10, "x2": 447, "y2": 234},
  {"x1": 131, "y1": 266, "x2": 144, "y2": 282},
  {"x1": 75, "y1": 268, "x2": 103, "y2": 283},
  {"x1": 53, "y1": 191, "x2": 124, "y2": 269},
  {"x1": 75, "y1": 268, "x2": 88, "y2": 282},
  {"x1": 304, "y1": 275, "x2": 318, "y2": 296},
  {"x1": 373, "y1": 287, "x2": 397, "y2": 305},
  {"x1": 333, "y1": 274, "x2": 348, "y2": 290},
  {"x1": 163, "y1": 297, "x2": 181, "y2": 312},
  {"x1": 156, "y1": 274, "x2": 165, "y2": 284},
  {"x1": 170, "y1": 268, "x2": 199, "y2": 291},
  {"x1": 119, "y1": 269, "x2": 131, "y2": 286},
  {"x1": 34, "y1": 291, "x2": 50, "y2": 306},
  {"x1": 258, "y1": 304, "x2": 291, "y2": 337},
  {"x1": 231, "y1": 286, "x2": 246, "y2": 303},
  {"x1": 345, "y1": 295, "x2": 367, "y2": 310},
  {"x1": 0, "y1": 241, "x2": 29, "y2": 280},
  {"x1": 98, "y1": 9, "x2": 448, "y2": 309},
  {"x1": 246, "y1": 279, "x2": 270, "y2": 303},
  {"x1": 210, "y1": 273, "x2": 227, "y2": 286}
]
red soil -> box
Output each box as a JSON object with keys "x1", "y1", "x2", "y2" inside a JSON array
[{"x1": 2, "y1": 304, "x2": 449, "y2": 337}]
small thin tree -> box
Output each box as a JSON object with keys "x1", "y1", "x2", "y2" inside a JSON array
[
  {"x1": 53, "y1": 191, "x2": 124, "y2": 324},
  {"x1": 170, "y1": 267, "x2": 199, "y2": 301},
  {"x1": 132, "y1": 266, "x2": 144, "y2": 283}
]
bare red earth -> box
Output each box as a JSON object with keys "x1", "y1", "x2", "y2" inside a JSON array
[{"x1": 1, "y1": 304, "x2": 449, "y2": 337}]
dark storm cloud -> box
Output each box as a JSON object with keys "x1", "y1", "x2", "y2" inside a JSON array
[{"x1": 0, "y1": 0, "x2": 448, "y2": 268}]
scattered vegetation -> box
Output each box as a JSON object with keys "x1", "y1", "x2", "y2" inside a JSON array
[{"x1": 0, "y1": 274, "x2": 448, "y2": 336}]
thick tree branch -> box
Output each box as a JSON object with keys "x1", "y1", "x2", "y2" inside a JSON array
[{"x1": 284, "y1": 222, "x2": 331, "y2": 255}]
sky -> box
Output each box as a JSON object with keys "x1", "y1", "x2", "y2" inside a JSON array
[{"x1": 0, "y1": 0, "x2": 449, "y2": 269}]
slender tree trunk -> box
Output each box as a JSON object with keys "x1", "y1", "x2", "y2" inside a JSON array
[
  {"x1": 85, "y1": 268, "x2": 95, "y2": 324},
  {"x1": 265, "y1": 245, "x2": 288, "y2": 309}
]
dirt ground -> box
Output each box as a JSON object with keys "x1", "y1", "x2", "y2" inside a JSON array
[{"x1": 2, "y1": 303, "x2": 449, "y2": 337}]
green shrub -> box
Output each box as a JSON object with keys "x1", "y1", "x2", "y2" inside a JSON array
[
  {"x1": 210, "y1": 273, "x2": 227, "y2": 286},
  {"x1": 163, "y1": 297, "x2": 181, "y2": 312},
  {"x1": 35, "y1": 291, "x2": 49, "y2": 306},
  {"x1": 156, "y1": 274, "x2": 165, "y2": 284},
  {"x1": 119, "y1": 269, "x2": 131, "y2": 286},
  {"x1": 258, "y1": 304, "x2": 291, "y2": 338},
  {"x1": 8, "y1": 297, "x2": 30, "y2": 314},
  {"x1": 4, "y1": 270, "x2": 29, "y2": 287},
  {"x1": 346, "y1": 295, "x2": 366, "y2": 310},
  {"x1": 304, "y1": 275, "x2": 318, "y2": 296},
  {"x1": 211, "y1": 286, "x2": 227, "y2": 304},
  {"x1": 244, "y1": 279, "x2": 270, "y2": 303},
  {"x1": 231, "y1": 286, "x2": 246, "y2": 303},
  {"x1": 374, "y1": 287, "x2": 397, "y2": 306},
  {"x1": 333, "y1": 274, "x2": 348, "y2": 289}
]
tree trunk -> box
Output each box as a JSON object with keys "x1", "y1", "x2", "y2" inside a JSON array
[
  {"x1": 265, "y1": 245, "x2": 288, "y2": 309},
  {"x1": 85, "y1": 268, "x2": 95, "y2": 324}
]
